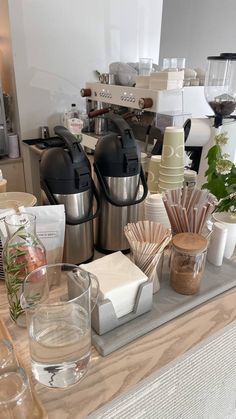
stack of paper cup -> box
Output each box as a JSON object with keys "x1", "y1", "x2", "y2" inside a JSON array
[
  {"x1": 147, "y1": 155, "x2": 162, "y2": 193},
  {"x1": 158, "y1": 127, "x2": 184, "y2": 192},
  {"x1": 144, "y1": 193, "x2": 170, "y2": 229}
]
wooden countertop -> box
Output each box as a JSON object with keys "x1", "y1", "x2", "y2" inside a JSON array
[{"x1": 1, "y1": 269, "x2": 236, "y2": 418}]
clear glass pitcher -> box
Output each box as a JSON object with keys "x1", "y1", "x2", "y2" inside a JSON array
[
  {"x1": 20, "y1": 263, "x2": 99, "y2": 388},
  {"x1": 3, "y1": 213, "x2": 46, "y2": 326}
]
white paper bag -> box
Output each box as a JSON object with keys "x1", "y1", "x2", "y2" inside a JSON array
[{"x1": 22, "y1": 205, "x2": 65, "y2": 264}]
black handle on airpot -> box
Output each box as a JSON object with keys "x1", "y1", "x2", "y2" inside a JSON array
[
  {"x1": 94, "y1": 164, "x2": 148, "y2": 207},
  {"x1": 41, "y1": 177, "x2": 100, "y2": 225},
  {"x1": 40, "y1": 125, "x2": 100, "y2": 225}
]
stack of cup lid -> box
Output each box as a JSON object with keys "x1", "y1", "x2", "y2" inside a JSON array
[
  {"x1": 147, "y1": 155, "x2": 161, "y2": 193},
  {"x1": 158, "y1": 126, "x2": 184, "y2": 192},
  {"x1": 144, "y1": 193, "x2": 170, "y2": 229}
]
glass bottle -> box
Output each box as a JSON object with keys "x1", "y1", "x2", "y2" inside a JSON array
[
  {"x1": 3, "y1": 213, "x2": 47, "y2": 326},
  {"x1": 66, "y1": 104, "x2": 83, "y2": 142}
]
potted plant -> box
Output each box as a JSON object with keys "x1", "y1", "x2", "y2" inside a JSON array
[{"x1": 203, "y1": 132, "x2": 236, "y2": 258}]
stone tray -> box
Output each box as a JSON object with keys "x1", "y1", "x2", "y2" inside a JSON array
[{"x1": 92, "y1": 258, "x2": 236, "y2": 356}]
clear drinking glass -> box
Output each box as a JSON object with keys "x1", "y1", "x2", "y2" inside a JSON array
[
  {"x1": 0, "y1": 367, "x2": 34, "y2": 419},
  {"x1": 139, "y1": 58, "x2": 153, "y2": 76},
  {"x1": 163, "y1": 57, "x2": 186, "y2": 70},
  {"x1": 0, "y1": 339, "x2": 18, "y2": 373},
  {"x1": 21, "y1": 263, "x2": 99, "y2": 388}
]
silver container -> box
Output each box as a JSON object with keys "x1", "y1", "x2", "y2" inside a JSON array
[
  {"x1": 94, "y1": 174, "x2": 143, "y2": 252},
  {"x1": 54, "y1": 189, "x2": 93, "y2": 264},
  {"x1": 94, "y1": 117, "x2": 106, "y2": 135}
]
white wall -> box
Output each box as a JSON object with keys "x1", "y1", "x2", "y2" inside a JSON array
[
  {"x1": 8, "y1": 0, "x2": 163, "y2": 140},
  {"x1": 160, "y1": 0, "x2": 236, "y2": 71}
]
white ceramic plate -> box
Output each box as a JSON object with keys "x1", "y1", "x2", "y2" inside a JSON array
[{"x1": 0, "y1": 192, "x2": 37, "y2": 209}]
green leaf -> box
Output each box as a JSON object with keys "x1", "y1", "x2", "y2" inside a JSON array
[
  {"x1": 205, "y1": 162, "x2": 216, "y2": 176},
  {"x1": 206, "y1": 177, "x2": 228, "y2": 200},
  {"x1": 206, "y1": 144, "x2": 221, "y2": 163}
]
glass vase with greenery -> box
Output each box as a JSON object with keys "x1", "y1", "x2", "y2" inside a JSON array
[{"x1": 3, "y1": 213, "x2": 46, "y2": 326}]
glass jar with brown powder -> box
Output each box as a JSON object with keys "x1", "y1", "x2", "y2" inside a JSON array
[{"x1": 170, "y1": 233, "x2": 208, "y2": 295}]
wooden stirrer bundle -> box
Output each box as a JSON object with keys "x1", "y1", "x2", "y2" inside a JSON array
[{"x1": 124, "y1": 221, "x2": 171, "y2": 285}]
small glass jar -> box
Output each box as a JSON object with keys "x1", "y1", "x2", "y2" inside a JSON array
[{"x1": 170, "y1": 233, "x2": 207, "y2": 295}]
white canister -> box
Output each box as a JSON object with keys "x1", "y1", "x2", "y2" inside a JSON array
[
  {"x1": 207, "y1": 222, "x2": 228, "y2": 266},
  {"x1": 213, "y1": 213, "x2": 236, "y2": 259},
  {"x1": 8, "y1": 133, "x2": 20, "y2": 159}
]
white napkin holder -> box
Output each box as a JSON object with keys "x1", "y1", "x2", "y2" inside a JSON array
[
  {"x1": 80, "y1": 251, "x2": 153, "y2": 335},
  {"x1": 92, "y1": 280, "x2": 153, "y2": 335}
]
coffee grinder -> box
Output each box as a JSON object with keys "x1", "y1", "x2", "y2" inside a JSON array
[{"x1": 197, "y1": 53, "x2": 236, "y2": 186}]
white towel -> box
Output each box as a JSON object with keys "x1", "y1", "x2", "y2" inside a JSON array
[{"x1": 80, "y1": 251, "x2": 148, "y2": 318}]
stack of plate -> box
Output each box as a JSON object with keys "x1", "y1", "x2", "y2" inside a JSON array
[{"x1": 144, "y1": 193, "x2": 170, "y2": 229}]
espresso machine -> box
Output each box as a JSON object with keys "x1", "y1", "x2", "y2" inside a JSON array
[
  {"x1": 80, "y1": 77, "x2": 216, "y2": 185},
  {"x1": 80, "y1": 82, "x2": 184, "y2": 153}
]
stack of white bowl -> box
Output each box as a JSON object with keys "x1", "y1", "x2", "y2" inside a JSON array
[
  {"x1": 144, "y1": 193, "x2": 170, "y2": 229},
  {"x1": 158, "y1": 127, "x2": 184, "y2": 192}
]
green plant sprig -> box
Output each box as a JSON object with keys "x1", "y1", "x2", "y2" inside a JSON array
[{"x1": 202, "y1": 132, "x2": 236, "y2": 214}]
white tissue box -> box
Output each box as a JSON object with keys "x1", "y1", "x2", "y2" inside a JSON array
[
  {"x1": 149, "y1": 79, "x2": 183, "y2": 90},
  {"x1": 80, "y1": 251, "x2": 148, "y2": 318},
  {"x1": 150, "y1": 70, "x2": 184, "y2": 80}
]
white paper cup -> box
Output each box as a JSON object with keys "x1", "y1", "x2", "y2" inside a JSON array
[
  {"x1": 8, "y1": 134, "x2": 20, "y2": 159},
  {"x1": 158, "y1": 179, "x2": 183, "y2": 190},
  {"x1": 147, "y1": 155, "x2": 162, "y2": 193},
  {"x1": 160, "y1": 164, "x2": 184, "y2": 175},
  {"x1": 159, "y1": 172, "x2": 184, "y2": 182},
  {"x1": 158, "y1": 184, "x2": 182, "y2": 193},
  {"x1": 213, "y1": 212, "x2": 236, "y2": 259},
  {"x1": 161, "y1": 127, "x2": 184, "y2": 168}
]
